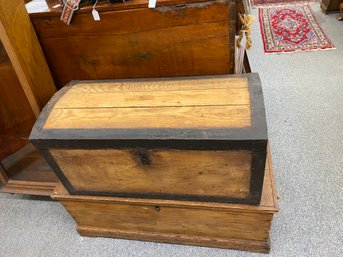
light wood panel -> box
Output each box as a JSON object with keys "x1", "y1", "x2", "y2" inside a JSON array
[
  {"x1": 45, "y1": 77, "x2": 251, "y2": 129},
  {"x1": 44, "y1": 105, "x2": 251, "y2": 129},
  {"x1": 0, "y1": 0, "x2": 56, "y2": 116},
  {"x1": 69, "y1": 77, "x2": 247, "y2": 92},
  {"x1": 54, "y1": 78, "x2": 249, "y2": 108},
  {"x1": 50, "y1": 149, "x2": 252, "y2": 198}
]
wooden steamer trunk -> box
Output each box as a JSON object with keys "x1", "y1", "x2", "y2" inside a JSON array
[
  {"x1": 30, "y1": 73, "x2": 278, "y2": 252},
  {"x1": 30, "y1": 73, "x2": 268, "y2": 205},
  {"x1": 29, "y1": 0, "x2": 239, "y2": 88}
]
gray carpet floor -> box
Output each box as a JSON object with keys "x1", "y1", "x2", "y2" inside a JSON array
[{"x1": 0, "y1": 4, "x2": 342, "y2": 257}]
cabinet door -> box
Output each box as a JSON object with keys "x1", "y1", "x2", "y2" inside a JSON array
[{"x1": 0, "y1": 0, "x2": 58, "y2": 195}]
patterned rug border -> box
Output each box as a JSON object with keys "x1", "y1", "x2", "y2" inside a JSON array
[
  {"x1": 251, "y1": 0, "x2": 318, "y2": 9},
  {"x1": 259, "y1": 5, "x2": 335, "y2": 54}
]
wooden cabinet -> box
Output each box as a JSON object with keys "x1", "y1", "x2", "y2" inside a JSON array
[{"x1": 0, "y1": 0, "x2": 57, "y2": 195}]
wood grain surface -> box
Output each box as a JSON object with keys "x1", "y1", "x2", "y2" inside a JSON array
[
  {"x1": 0, "y1": 0, "x2": 56, "y2": 114},
  {"x1": 52, "y1": 149, "x2": 276, "y2": 211},
  {"x1": 50, "y1": 149, "x2": 252, "y2": 198},
  {"x1": 30, "y1": 0, "x2": 235, "y2": 88},
  {"x1": 44, "y1": 105, "x2": 251, "y2": 129},
  {"x1": 54, "y1": 77, "x2": 249, "y2": 108},
  {"x1": 66, "y1": 200, "x2": 272, "y2": 241},
  {"x1": 44, "y1": 77, "x2": 251, "y2": 129}
]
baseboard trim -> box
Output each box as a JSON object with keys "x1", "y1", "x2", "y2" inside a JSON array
[{"x1": 77, "y1": 225, "x2": 270, "y2": 253}]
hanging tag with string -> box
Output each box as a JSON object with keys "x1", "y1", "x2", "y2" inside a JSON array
[
  {"x1": 148, "y1": 0, "x2": 157, "y2": 8},
  {"x1": 92, "y1": 0, "x2": 101, "y2": 21}
]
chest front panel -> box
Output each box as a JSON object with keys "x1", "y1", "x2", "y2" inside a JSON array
[{"x1": 49, "y1": 149, "x2": 252, "y2": 199}]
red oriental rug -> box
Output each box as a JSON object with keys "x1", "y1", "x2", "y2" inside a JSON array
[{"x1": 259, "y1": 5, "x2": 335, "y2": 54}]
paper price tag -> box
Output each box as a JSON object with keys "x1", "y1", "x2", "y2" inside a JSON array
[
  {"x1": 148, "y1": 0, "x2": 157, "y2": 8},
  {"x1": 92, "y1": 9, "x2": 100, "y2": 21}
]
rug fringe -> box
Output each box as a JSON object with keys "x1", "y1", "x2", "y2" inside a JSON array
[
  {"x1": 251, "y1": 0, "x2": 318, "y2": 8},
  {"x1": 264, "y1": 47, "x2": 336, "y2": 55}
]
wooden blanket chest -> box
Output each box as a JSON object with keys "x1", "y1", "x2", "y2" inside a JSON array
[
  {"x1": 30, "y1": 73, "x2": 268, "y2": 205},
  {"x1": 29, "y1": 0, "x2": 238, "y2": 88},
  {"x1": 51, "y1": 150, "x2": 277, "y2": 253}
]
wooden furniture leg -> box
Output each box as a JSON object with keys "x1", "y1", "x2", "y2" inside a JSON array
[{"x1": 337, "y1": 3, "x2": 343, "y2": 20}]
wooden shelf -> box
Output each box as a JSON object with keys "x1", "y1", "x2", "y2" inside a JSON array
[{"x1": 0, "y1": 144, "x2": 58, "y2": 196}]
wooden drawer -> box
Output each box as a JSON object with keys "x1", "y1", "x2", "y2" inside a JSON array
[
  {"x1": 30, "y1": 74, "x2": 268, "y2": 204},
  {"x1": 51, "y1": 151, "x2": 278, "y2": 253}
]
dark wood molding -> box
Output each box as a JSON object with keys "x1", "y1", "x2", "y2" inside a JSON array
[
  {"x1": 29, "y1": 0, "x2": 237, "y2": 18},
  {"x1": 249, "y1": 151, "x2": 267, "y2": 204},
  {"x1": 0, "y1": 179, "x2": 57, "y2": 196}
]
